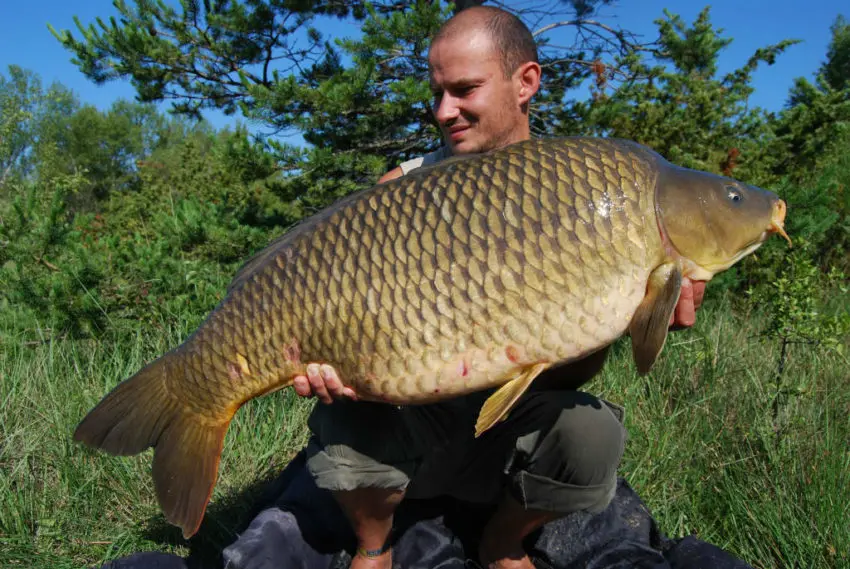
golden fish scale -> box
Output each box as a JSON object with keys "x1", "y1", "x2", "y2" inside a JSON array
[{"x1": 171, "y1": 138, "x2": 664, "y2": 414}]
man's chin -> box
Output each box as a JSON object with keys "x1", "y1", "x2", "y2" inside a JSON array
[{"x1": 449, "y1": 138, "x2": 483, "y2": 155}]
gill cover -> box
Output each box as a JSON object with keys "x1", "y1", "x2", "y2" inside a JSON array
[{"x1": 654, "y1": 164, "x2": 786, "y2": 279}]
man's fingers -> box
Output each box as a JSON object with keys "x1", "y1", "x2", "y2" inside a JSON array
[
  {"x1": 677, "y1": 278, "x2": 697, "y2": 327},
  {"x1": 293, "y1": 375, "x2": 311, "y2": 397},
  {"x1": 291, "y1": 363, "x2": 356, "y2": 403},
  {"x1": 318, "y1": 364, "x2": 344, "y2": 398},
  {"x1": 306, "y1": 363, "x2": 332, "y2": 404},
  {"x1": 319, "y1": 364, "x2": 358, "y2": 401},
  {"x1": 692, "y1": 280, "x2": 706, "y2": 311},
  {"x1": 669, "y1": 277, "x2": 696, "y2": 330}
]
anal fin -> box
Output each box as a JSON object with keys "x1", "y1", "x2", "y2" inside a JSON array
[
  {"x1": 629, "y1": 262, "x2": 682, "y2": 375},
  {"x1": 475, "y1": 362, "x2": 549, "y2": 438}
]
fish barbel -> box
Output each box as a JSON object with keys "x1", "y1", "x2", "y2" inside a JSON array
[{"x1": 73, "y1": 137, "x2": 790, "y2": 538}]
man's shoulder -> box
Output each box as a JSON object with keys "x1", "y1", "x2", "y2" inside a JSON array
[{"x1": 398, "y1": 146, "x2": 452, "y2": 175}]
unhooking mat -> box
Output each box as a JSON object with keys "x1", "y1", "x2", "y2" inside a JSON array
[{"x1": 96, "y1": 450, "x2": 754, "y2": 569}]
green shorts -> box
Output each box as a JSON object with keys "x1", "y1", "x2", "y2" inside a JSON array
[{"x1": 305, "y1": 385, "x2": 627, "y2": 515}]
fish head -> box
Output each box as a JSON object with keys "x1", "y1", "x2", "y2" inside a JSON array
[{"x1": 655, "y1": 164, "x2": 790, "y2": 281}]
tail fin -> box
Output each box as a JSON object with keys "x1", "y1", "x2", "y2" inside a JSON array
[{"x1": 74, "y1": 353, "x2": 230, "y2": 539}]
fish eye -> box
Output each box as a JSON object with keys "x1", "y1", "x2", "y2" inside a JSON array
[{"x1": 725, "y1": 185, "x2": 743, "y2": 204}]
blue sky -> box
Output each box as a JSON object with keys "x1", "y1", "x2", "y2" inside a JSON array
[{"x1": 2, "y1": 1, "x2": 845, "y2": 141}]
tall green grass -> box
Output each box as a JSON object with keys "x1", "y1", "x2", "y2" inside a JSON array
[
  {"x1": 599, "y1": 294, "x2": 849, "y2": 567},
  {"x1": 0, "y1": 322, "x2": 314, "y2": 568},
  {"x1": 1, "y1": 297, "x2": 847, "y2": 568}
]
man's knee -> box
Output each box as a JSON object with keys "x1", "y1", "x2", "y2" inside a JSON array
[
  {"x1": 509, "y1": 392, "x2": 626, "y2": 514},
  {"x1": 304, "y1": 401, "x2": 420, "y2": 493},
  {"x1": 539, "y1": 394, "x2": 625, "y2": 486},
  {"x1": 304, "y1": 435, "x2": 414, "y2": 493}
]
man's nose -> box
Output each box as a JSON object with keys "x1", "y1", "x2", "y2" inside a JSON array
[{"x1": 434, "y1": 94, "x2": 460, "y2": 124}]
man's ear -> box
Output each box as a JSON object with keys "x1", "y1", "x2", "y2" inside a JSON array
[{"x1": 515, "y1": 61, "x2": 541, "y2": 105}]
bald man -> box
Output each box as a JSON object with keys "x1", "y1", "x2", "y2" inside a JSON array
[{"x1": 295, "y1": 7, "x2": 706, "y2": 569}]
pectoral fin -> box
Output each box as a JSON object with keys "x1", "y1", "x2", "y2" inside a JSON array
[
  {"x1": 629, "y1": 262, "x2": 682, "y2": 375},
  {"x1": 475, "y1": 362, "x2": 549, "y2": 438}
]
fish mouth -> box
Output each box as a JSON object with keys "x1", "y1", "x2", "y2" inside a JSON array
[
  {"x1": 694, "y1": 198, "x2": 792, "y2": 276},
  {"x1": 715, "y1": 239, "x2": 767, "y2": 271},
  {"x1": 656, "y1": 196, "x2": 792, "y2": 282},
  {"x1": 683, "y1": 238, "x2": 768, "y2": 281},
  {"x1": 676, "y1": 200, "x2": 790, "y2": 281},
  {"x1": 768, "y1": 199, "x2": 792, "y2": 247}
]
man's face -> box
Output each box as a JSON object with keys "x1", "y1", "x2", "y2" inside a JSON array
[{"x1": 428, "y1": 30, "x2": 527, "y2": 155}]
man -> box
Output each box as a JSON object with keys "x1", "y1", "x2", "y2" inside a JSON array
[{"x1": 294, "y1": 7, "x2": 706, "y2": 569}]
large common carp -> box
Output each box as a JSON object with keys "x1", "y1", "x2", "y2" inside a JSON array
[{"x1": 74, "y1": 137, "x2": 790, "y2": 538}]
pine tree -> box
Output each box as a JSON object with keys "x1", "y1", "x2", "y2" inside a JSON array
[
  {"x1": 559, "y1": 8, "x2": 797, "y2": 183},
  {"x1": 774, "y1": 14, "x2": 850, "y2": 177},
  {"x1": 49, "y1": 0, "x2": 650, "y2": 212},
  {"x1": 822, "y1": 15, "x2": 850, "y2": 93}
]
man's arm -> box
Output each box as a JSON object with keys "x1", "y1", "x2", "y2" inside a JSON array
[{"x1": 377, "y1": 166, "x2": 404, "y2": 184}]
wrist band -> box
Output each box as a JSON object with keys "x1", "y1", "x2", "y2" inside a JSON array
[{"x1": 356, "y1": 543, "x2": 391, "y2": 558}]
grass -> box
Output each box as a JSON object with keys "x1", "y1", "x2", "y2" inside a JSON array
[
  {"x1": 1, "y1": 296, "x2": 848, "y2": 569},
  {"x1": 0, "y1": 321, "x2": 314, "y2": 568},
  {"x1": 598, "y1": 294, "x2": 850, "y2": 567}
]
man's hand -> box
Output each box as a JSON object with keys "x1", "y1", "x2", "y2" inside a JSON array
[
  {"x1": 669, "y1": 278, "x2": 706, "y2": 330},
  {"x1": 293, "y1": 363, "x2": 357, "y2": 404}
]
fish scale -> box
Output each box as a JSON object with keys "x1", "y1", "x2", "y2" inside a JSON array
[{"x1": 74, "y1": 136, "x2": 790, "y2": 539}]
